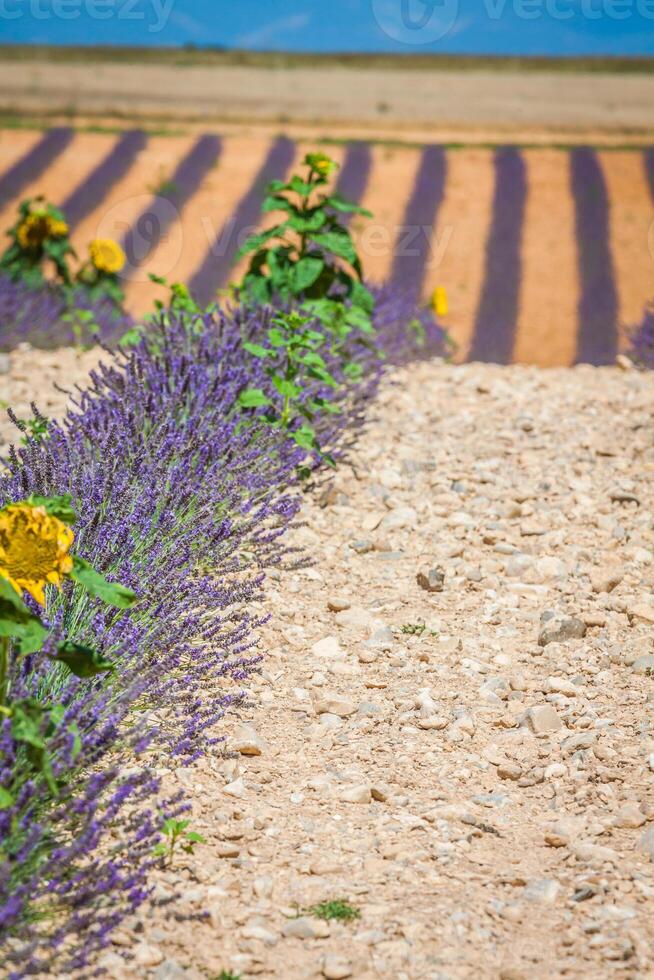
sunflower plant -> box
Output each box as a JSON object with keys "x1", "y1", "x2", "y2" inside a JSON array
[
  {"x1": 0, "y1": 196, "x2": 74, "y2": 288},
  {"x1": 238, "y1": 310, "x2": 340, "y2": 473},
  {"x1": 75, "y1": 238, "x2": 127, "y2": 307},
  {"x1": 235, "y1": 152, "x2": 375, "y2": 332},
  {"x1": 0, "y1": 495, "x2": 137, "y2": 796}
]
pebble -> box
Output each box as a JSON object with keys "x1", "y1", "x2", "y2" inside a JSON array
[
  {"x1": 231, "y1": 724, "x2": 267, "y2": 756},
  {"x1": 322, "y1": 954, "x2": 353, "y2": 979},
  {"x1": 339, "y1": 783, "x2": 372, "y2": 804},
  {"x1": 153, "y1": 961, "x2": 190, "y2": 980},
  {"x1": 636, "y1": 827, "x2": 654, "y2": 860},
  {"x1": 527, "y1": 704, "x2": 563, "y2": 734},
  {"x1": 223, "y1": 777, "x2": 247, "y2": 799},
  {"x1": 631, "y1": 654, "x2": 654, "y2": 675},
  {"x1": 538, "y1": 612, "x2": 587, "y2": 646},
  {"x1": 612, "y1": 802, "x2": 648, "y2": 829},
  {"x1": 523, "y1": 879, "x2": 560, "y2": 904},
  {"x1": 134, "y1": 943, "x2": 164, "y2": 967},
  {"x1": 416, "y1": 567, "x2": 445, "y2": 593},
  {"x1": 628, "y1": 602, "x2": 654, "y2": 625},
  {"x1": 327, "y1": 597, "x2": 351, "y2": 612},
  {"x1": 314, "y1": 694, "x2": 357, "y2": 717},
  {"x1": 312, "y1": 636, "x2": 344, "y2": 659},
  {"x1": 282, "y1": 917, "x2": 331, "y2": 939}
]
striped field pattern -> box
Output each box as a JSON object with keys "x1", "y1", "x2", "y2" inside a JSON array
[{"x1": 1, "y1": 127, "x2": 653, "y2": 366}]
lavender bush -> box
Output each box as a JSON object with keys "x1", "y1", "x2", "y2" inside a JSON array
[
  {"x1": 0, "y1": 273, "x2": 133, "y2": 350},
  {"x1": 0, "y1": 289, "x2": 446, "y2": 976}
]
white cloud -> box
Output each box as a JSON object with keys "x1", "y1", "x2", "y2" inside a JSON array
[{"x1": 235, "y1": 12, "x2": 311, "y2": 48}]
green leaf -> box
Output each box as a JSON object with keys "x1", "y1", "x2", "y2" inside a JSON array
[
  {"x1": 53, "y1": 641, "x2": 114, "y2": 678},
  {"x1": 267, "y1": 327, "x2": 287, "y2": 348},
  {"x1": 311, "y1": 231, "x2": 358, "y2": 267},
  {"x1": 273, "y1": 377, "x2": 302, "y2": 399},
  {"x1": 292, "y1": 425, "x2": 318, "y2": 451},
  {"x1": 349, "y1": 280, "x2": 375, "y2": 314},
  {"x1": 261, "y1": 195, "x2": 297, "y2": 216},
  {"x1": 287, "y1": 176, "x2": 315, "y2": 197},
  {"x1": 238, "y1": 388, "x2": 272, "y2": 409},
  {"x1": 242, "y1": 342, "x2": 273, "y2": 360},
  {"x1": 22, "y1": 494, "x2": 77, "y2": 525},
  {"x1": 11, "y1": 700, "x2": 47, "y2": 751},
  {"x1": 328, "y1": 195, "x2": 373, "y2": 217},
  {"x1": 71, "y1": 556, "x2": 138, "y2": 609},
  {"x1": 0, "y1": 786, "x2": 14, "y2": 809},
  {"x1": 0, "y1": 577, "x2": 31, "y2": 615},
  {"x1": 288, "y1": 211, "x2": 327, "y2": 234},
  {"x1": 291, "y1": 257, "x2": 324, "y2": 294},
  {"x1": 235, "y1": 224, "x2": 288, "y2": 261},
  {"x1": 185, "y1": 831, "x2": 206, "y2": 844}
]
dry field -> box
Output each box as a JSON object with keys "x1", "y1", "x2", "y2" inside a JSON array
[{"x1": 1, "y1": 125, "x2": 653, "y2": 365}]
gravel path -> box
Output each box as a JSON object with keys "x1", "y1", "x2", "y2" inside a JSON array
[{"x1": 3, "y1": 351, "x2": 654, "y2": 979}]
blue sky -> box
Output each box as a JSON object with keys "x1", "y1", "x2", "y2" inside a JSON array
[{"x1": 2, "y1": 0, "x2": 654, "y2": 55}]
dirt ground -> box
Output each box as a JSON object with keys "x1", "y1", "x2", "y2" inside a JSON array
[
  {"x1": 2, "y1": 60, "x2": 654, "y2": 144},
  {"x1": 3, "y1": 348, "x2": 654, "y2": 980}
]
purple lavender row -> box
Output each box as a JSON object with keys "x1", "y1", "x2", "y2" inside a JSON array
[
  {"x1": 121, "y1": 133, "x2": 222, "y2": 279},
  {"x1": 190, "y1": 136, "x2": 295, "y2": 307},
  {"x1": 0, "y1": 127, "x2": 73, "y2": 209},
  {"x1": 61, "y1": 130, "x2": 147, "y2": 230},
  {"x1": 570, "y1": 147, "x2": 618, "y2": 365},
  {"x1": 0, "y1": 288, "x2": 446, "y2": 974},
  {"x1": 626, "y1": 150, "x2": 654, "y2": 366},
  {"x1": 644, "y1": 148, "x2": 654, "y2": 203},
  {"x1": 334, "y1": 141, "x2": 372, "y2": 225},
  {"x1": 0, "y1": 273, "x2": 132, "y2": 350},
  {"x1": 390, "y1": 144, "x2": 447, "y2": 300},
  {"x1": 468, "y1": 147, "x2": 527, "y2": 364}
]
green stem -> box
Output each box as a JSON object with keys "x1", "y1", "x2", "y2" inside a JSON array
[{"x1": 0, "y1": 637, "x2": 9, "y2": 709}]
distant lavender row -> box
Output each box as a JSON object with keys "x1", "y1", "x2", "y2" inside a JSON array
[
  {"x1": 0, "y1": 273, "x2": 133, "y2": 351},
  {"x1": 0, "y1": 128, "x2": 73, "y2": 209},
  {"x1": 334, "y1": 142, "x2": 373, "y2": 225},
  {"x1": 190, "y1": 136, "x2": 295, "y2": 307},
  {"x1": 62, "y1": 130, "x2": 147, "y2": 229},
  {"x1": 644, "y1": 148, "x2": 654, "y2": 204},
  {"x1": 122, "y1": 134, "x2": 222, "y2": 279},
  {"x1": 390, "y1": 144, "x2": 447, "y2": 301},
  {"x1": 570, "y1": 147, "x2": 618, "y2": 366},
  {"x1": 0, "y1": 290, "x2": 446, "y2": 976},
  {"x1": 468, "y1": 147, "x2": 526, "y2": 364}
]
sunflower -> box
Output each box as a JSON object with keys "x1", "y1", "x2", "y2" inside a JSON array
[
  {"x1": 16, "y1": 213, "x2": 68, "y2": 251},
  {"x1": 305, "y1": 152, "x2": 337, "y2": 178},
  {"x1": 16, "y1": 214, "x2": 50, "y2": 251},
  {"x1": 431, "y1": 286, "x2": 448, "y2": 318},
  {"x1": 0, "y1": 503, "x2": 74, "y2": 606},
  {"x1": 89, "y1": 239, "x2": 126, "y2": 275},
  {"x1": 47, "y1": 217, "x2": 69, "y2": 238}
]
